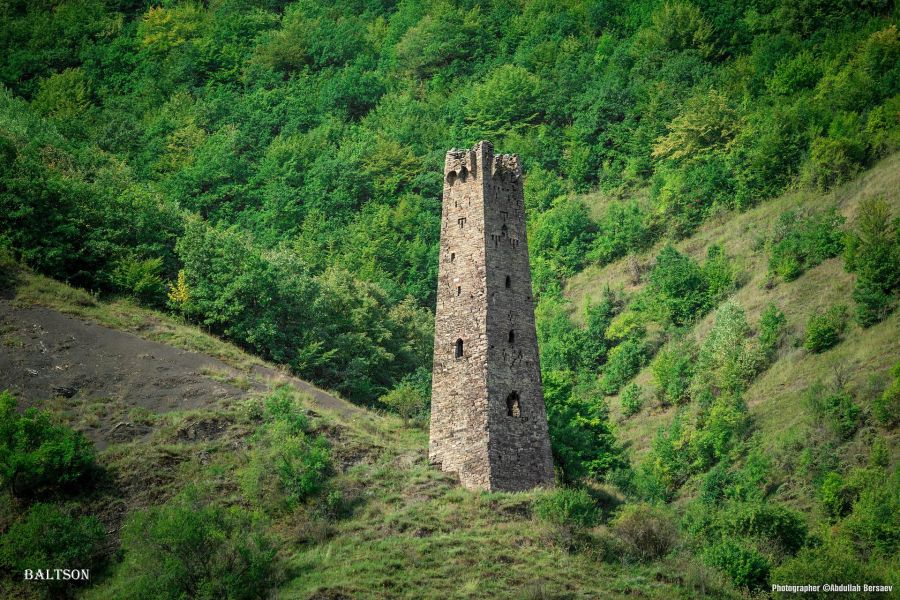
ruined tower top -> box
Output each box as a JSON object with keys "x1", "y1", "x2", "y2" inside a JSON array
[
  {"x1": 444, "y1": 140, "x2": 522, "y2": 184},
  {"x1": 429, "y1": 141, "x2": 555, "y2": 492}
]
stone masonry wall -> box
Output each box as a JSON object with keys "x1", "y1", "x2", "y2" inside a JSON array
[{"x1": 429, "y1": 141, "x2": 554, "y2": 491}]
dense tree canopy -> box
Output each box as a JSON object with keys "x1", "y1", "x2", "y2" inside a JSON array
[{"x1": 0, "y1": 0, "x2": 896, "y2": 439}]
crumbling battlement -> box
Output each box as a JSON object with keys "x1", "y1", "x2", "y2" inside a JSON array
[{"x1": 444, "y1": 141, "x2": 521, "y2": 186}]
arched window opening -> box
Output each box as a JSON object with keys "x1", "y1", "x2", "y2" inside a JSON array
[
  {"x1": 506, "y1": 392, "x2": 521, "y2": 417},
  {"x1": 505, "y1": 275, "x2": 511, "y2": 289},
  {"x1": 508, "y1": 330, "x2": 515, "y2": 343},
  {"x1": 459, "y1": 166, "x2": 468, "y2": 182},
  {"x1": 446, "y1": 171, "x2": 457, "y2": 186},
  {"x1": 501, "y1": 224, "x2": 508, "y2": 237},
  {"x1": 450, "y1": 252, "x2": 455, "y2": 262},
  {"x1": 455, "y1": 338, "x2": 463, "y2": 359}
]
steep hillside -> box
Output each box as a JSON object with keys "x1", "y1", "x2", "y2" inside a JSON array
[
  {"x1": 549, "y1": 155, "x2": 899, "y2": 589},
  {"x1": 1, "y1": 270, "x2": 715, "y2": 600},
  {"x1": 1, "y1": 0, "x2": 898, "y2": 595},
  {"x1": 567, "y1": 153, "x2": 899, "y2": 467}
]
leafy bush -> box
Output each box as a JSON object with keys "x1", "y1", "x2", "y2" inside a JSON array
[
  {"x1": 819, "y1": 472, "x2": 855, "y2": 521},
  {"x1": 467, "y1": 65, "x2": 542, "y2": 135},
  {"x1": 0, "y1": 390, "x2": 96, "y2": 497},
  {"x1": 543, "y1": 371, "x2": 625, "y2": 483},
  {"x1": 768, "y1": 208, "x2": 845, "y2": 281},
  {"x1": 611, "y1": 503, "x2": 678, "y2": 562},
  {"x1": 242, "y1": 428, "x2": 331, "y2": 509},
  {"x1": 805, "y1": 383, "x2": 861, "y2": 440},
  {"x1": 768, "y1": 50, "x2": 821, "y2": 96},
  {"x1": 579, "y1": 295, "x2": 617, "y2": 370},
  {"x1": 873, "y1": 362, "x2": 900, "y2": 427},
  {"x1": 635, "y1": 1, "x2": 716, "y2": 58},
  {"x1": 841, "y1": 474, "x2": 900, "y2": 558},
  {"x1": 703, "y1": 539, "x2": 770, "y2": 590},
  {"x1": 641, "y1": 246, "x2": 709, "y2": 326},
  {"x1": 651, "y1": 339, "x2": 695, "y2": 405},
  {"x1": 728, "y1": 449, "x2": 772, "y2": 503},
  {"x1": 719, "y1": 501, "x2": 808, "y2": 554},
  {"x1": 535, "y1": 295, "x2": 586, "y2": 372},
  {"x1": 652, "y1": 89, "x2": 736, "y2": 161},
  {"x1": 0, "y1": 503, "x2": 105, "y2": 593},
  {"x1": 96, "y1": 488, "x2": 279, "y2": 600},
  {"x1": 803, "y1": 304, "x2": 847, "y2": 353},
  {"x1": 801, "y1": 132, "x2": 864, "y2": 190},
  {"x1": 394, "y1": 3, "x2": 485, "y2": 78},
  {"x1": 240, "y1": 388, "x2": 332, "y2": 508},
  {"x1": 591, "y1": 200, "x2": 656, "y2": 265},
  {"x1": 644, "y1": 414, "x2": 693, "y2": 499},
  {"x1": 844, "y1": 197, "x2": 899, "y2": 326},
  {"x1": 689, "y1": 396, "x2": 751, "y2": 471},
  {"x1": 110, "y1": 256, "x2": 165, "y2": 306},
  {"x1": 0, "y1": 245, "x2": 19, "y2": 289},
  {"x1": 758, "y1": 304, "x2": 787, "y2": 359},
  {"x1": 530, "y1": 199, "x2": 597, "y2": 275},
  {"x1": 263, "y1": 386, "x2": 309, "y2": 434},
  {"x1": 176, "y1": 218, "x2": 433, "y2": 403},
  {"x1": 599, "y1": 338, "x2": 646, "y2": 395},
  {"x1": 692, "y1": 302, "x2": 762, "y2": 399},
  {"x1": 274, "y1": 434, "x2": 332, "y2": 505},
  {"x1": 620, "y1": 383, "x2": 644, "y2": 417},
  {"x1": 533, "y1": 487, "x2": 598, "y2": 528},
  {"x1": 380, "y1": 383, "x2": 428, "y2": 426},
  {"x1": 701, "y1": 245, "x2": 737, "y2": 304},
  {"x1": 699, "y1": 463, "x2": 734, "y2": 506},
  {"x1": 649, "y1": 157, "x2": 734, "y2": 238}
]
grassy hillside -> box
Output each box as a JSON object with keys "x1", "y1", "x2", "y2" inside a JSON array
[
  {"x1": 1, "y1": 270, "x2": 721, "y2": 599},
  {"x1": 2, "y1": 0, "x2": 898, "y2": 408},
  {"x1": 1, "y1": 0, "x2": 898, "y2": 596},
  {"x1": 2, "y1": 157, "x2": 896, "y2": 598},
  {"x1": 568, "y1": 153, "x2": 899, "y2": 465},
  {"x1": 542, "y1": 154, "x2": 899, "y2": 591}
]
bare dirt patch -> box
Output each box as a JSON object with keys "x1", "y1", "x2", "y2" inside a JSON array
[{"x1": 0, "y1": 300, "x2": 249, "y2": 448}]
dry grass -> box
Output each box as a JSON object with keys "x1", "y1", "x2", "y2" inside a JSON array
[
  {"x1": 565, "y1": 152, "x2": 900, "y2": 323},
  {"x1": 573, "y1": 153, "x2": 900, "y2": 464},
  {"x1": 13, "y1": 271, "x2": 268, "y2": 374}
]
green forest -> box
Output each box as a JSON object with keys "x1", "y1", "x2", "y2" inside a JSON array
[{"x1": 1, "y1": 0, "x2": 898, "y2": 597}]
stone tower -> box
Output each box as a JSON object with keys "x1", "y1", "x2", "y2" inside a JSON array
[{"x1": 429, "y1": 141, "x2": 555, "y2": 492}]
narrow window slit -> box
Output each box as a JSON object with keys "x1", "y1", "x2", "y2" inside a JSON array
[{"x1": 506, "y1": 392, "x2": 521, "y2": 417}]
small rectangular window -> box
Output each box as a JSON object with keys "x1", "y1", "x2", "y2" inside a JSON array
[
  {"x1": 450, "y1": 252, "x2": 455, "y2": 262},
  {"x1": 458, "y1": 217, "x2": 466, "y2": 228},
  {"x1": 500, "y1": 211, "x2": 508, "y2": 221}
]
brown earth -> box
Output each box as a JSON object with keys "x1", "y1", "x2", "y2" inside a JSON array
[
  {"x1": 0, "y1": 299, "x2": 362, "y2": 450},
  {"x1": 0, "y1": 294, "x2": 371, "y2": 548}
]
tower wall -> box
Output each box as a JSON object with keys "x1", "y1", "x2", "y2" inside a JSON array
[{"x1": 429, "y1": 141, "x2": 554, "y2": 491}]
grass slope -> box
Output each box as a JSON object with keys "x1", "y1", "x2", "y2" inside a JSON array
[
  {"x1": 566, "y1": 152, "x2": 900, "y2": 491},
  {"x1": 3, "y1": 272, "x2": 715, "y2": 599}
]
